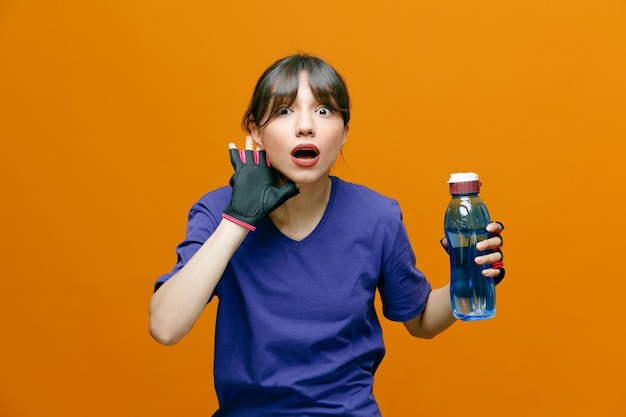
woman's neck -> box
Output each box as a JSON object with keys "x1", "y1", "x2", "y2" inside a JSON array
[{"x1": 269, "y1": 176, "x2": 332, "y2": 241}]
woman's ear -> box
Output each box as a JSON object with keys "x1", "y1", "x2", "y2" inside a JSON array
[
  {"x1": 251, "y1": 125, "x2": 264, "y2": 150},
  {"x1": 341, "y1": 124, "x2": 349, "y2": 147}
]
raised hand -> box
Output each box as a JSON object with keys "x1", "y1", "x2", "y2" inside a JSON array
[{"x1": 222, "y1": 137, "x2": 300, "y2": 231}]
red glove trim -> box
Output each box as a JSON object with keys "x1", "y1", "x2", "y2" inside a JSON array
[{"x1": 222, "y1": 213, "x2": 256, "y2": 231}]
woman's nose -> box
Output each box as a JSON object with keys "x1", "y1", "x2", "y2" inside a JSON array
[{"x1": 296, "y1": 112, "x2": 315, "y2": 137}]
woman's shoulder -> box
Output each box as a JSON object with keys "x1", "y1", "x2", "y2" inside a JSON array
[
  {"x1": 332, "y1": 177, "x2": 401, "y2": 217},
  {"x1": 191, "y1": 185, "x2": 232, "y2": 214}
]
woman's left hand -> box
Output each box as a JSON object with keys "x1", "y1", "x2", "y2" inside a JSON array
[{"x1": 475, "y1": 221, "x2": 505, "y2": 284}]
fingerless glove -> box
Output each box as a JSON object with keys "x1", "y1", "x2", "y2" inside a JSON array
[{"x1": 222, "y1": 149, "x2": 299, "y2": 231}]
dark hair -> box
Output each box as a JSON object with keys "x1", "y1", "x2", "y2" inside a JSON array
[{"x1": 241, "y1": 54, "x2": 351, "y2": 133}]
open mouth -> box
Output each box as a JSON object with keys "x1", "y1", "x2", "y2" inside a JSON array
[
  {"x1": 291, "y1": 144, "x2": 320, "y2": 167},
  {"x1": 293, "y1": 148, "x2": 319, "y2": 159}
]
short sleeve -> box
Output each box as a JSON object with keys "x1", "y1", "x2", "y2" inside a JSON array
[
  {"x1": 378, "y1": 218, "x2": 432, "y2": 322},
  {"x1": 153, "y1": 193, "x2": 224, "y2": 292}
]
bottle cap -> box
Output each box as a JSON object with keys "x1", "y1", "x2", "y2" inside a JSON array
[{"x1": 448, "y1": 172, "x2": 481, "y2": 194}]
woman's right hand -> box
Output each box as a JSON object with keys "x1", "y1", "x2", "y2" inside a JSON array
[{"x1": 222, "y1": 136, "x2": 299, "y2": 231}]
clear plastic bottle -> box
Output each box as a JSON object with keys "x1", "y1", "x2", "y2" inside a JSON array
[{"x1": 444, "y1": 172, "x2": 495, "y2": 321}]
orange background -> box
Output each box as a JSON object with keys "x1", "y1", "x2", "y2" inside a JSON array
[{"x1": 1, "y1": 1, "x2": 625, "y2": 416}]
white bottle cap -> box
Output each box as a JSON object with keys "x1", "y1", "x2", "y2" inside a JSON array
[{"x1": 448, "y1": 172, "x2": 479, "y2": 183}]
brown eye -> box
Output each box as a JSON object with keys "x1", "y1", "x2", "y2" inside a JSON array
[
  {"x1": 277, "y1": 107, "x2": 291, "y2": 116},
  {"x1": 316, "y1": 107, "x2": 331, "y2": 116}
]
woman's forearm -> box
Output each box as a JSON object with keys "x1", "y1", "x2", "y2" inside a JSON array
[
  {"x1": 403, "y1": 285, "x2": 456, "y2": 339},
  {"x1": 149, "y1": 220, "x2": 248, "y2": 345}
]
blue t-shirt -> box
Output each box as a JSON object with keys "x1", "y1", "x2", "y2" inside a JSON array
[{"x1": 156, "y1": 176, "x2": 432, "y2": 416}]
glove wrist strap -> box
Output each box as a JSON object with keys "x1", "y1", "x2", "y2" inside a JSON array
[{"x1": 222, "y1": 213, "x2": 256, "y2": 231}]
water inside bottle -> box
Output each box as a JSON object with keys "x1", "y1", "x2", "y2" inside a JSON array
[{"x1": 447, "y1": 231, "x2": 496, "y2": 320}]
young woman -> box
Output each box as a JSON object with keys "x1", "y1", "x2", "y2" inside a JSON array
[{"x1": 149, "y1": 54, "x2": 505, "y2": 416}]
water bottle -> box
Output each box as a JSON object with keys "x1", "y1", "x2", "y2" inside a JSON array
[{"x1": 444, "y1": 172, "x2": 495, "y2": 321}]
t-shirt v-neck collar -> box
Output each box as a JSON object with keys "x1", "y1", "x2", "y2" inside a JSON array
[{"x1": 265, "y1": 176, "x2": 338, "y2": 248}]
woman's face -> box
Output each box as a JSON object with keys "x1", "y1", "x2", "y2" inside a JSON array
[{"x1": 252, "y1": 71, "x2": 348, "y2": 187}]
